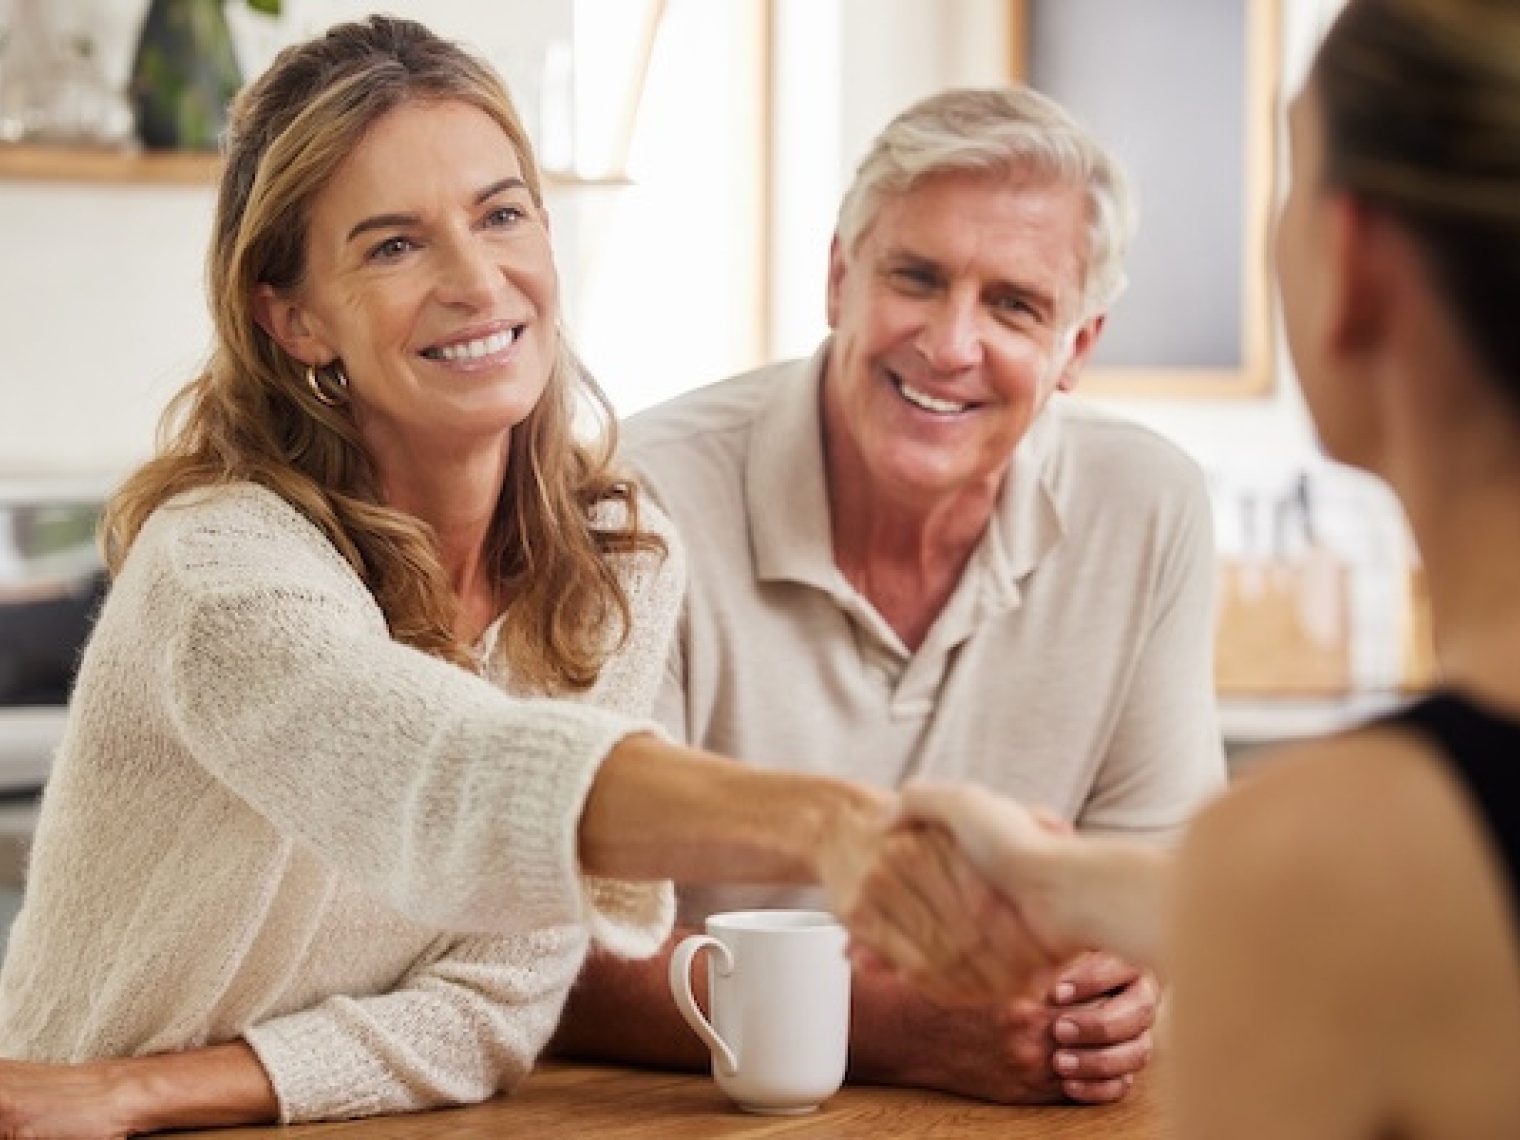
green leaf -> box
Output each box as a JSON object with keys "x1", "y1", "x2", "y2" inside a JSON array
[{"x1": 245, "y1": 0, "x2": 280, "y2": 15}]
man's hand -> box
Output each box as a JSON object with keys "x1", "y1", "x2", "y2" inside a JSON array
[
  {"x1": 849, "y1": 956, "x2": 1065, "y2": 1104},
  {"x1": 1046, "y1": 952, "x2": 1159, "y2": 1104},
  {"x1": 849, "y1": 950, "x2": 1155, "y2": 1105}
]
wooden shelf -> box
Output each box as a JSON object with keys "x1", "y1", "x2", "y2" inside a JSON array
[
  {"x1": 0, "y1": 142, "x2": 630, "y2": 189},
  {"x1": 0, "y1": 143, "x2": 220, "y2": 185}
]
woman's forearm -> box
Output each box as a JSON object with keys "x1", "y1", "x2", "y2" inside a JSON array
[
  {"x1": 116, "y1": 1041, "x2": 279, "y2": 1132},
  {"x1": 1030, "y1": 837, "x2": 1174, "y2": 975},
  {"x1": 580, "y1": 733, "x2": 891, "y2": 886}
]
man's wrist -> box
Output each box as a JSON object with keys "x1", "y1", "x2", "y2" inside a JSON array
[{"x1": 846, "y1": 963, "x2": 929, "y2": 1087}]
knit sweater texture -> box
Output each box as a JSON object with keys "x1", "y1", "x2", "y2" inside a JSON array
[{"x1": 0, "y1": 482, "x2": 684, "y2": 1122}]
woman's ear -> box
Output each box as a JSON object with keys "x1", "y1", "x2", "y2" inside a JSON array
[
  {"x1": 252, "y1": 283, "x2": 330, "y2": 365},
  {"x1": 1323, "y1": 194, "x2": 1396, "y2": 364}
]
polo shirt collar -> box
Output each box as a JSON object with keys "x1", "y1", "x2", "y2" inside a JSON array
[
  {"x1": 747, "y1": 342, "x2": 841, "y2": 592},
  {"x1": 745, "y1": 339, "x2": 1065, "y2": 606}
]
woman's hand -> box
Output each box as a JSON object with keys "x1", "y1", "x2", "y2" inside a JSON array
[
  {"x1": 893, "y1": 784, "x2": 1082, "y2": 961},
  {"x1": 833, "y1": 810, "x2": 1064, "y2": 1007},
  {"x1": 898, "y1": 782, "x2": 1172, "y2": 975},
  {"x1": 0, "y1": 1043, "x2": 277, "y2": 1139},
  {"x1": 0, "y1": 1058, "x2": 137, "y2": 1140}
]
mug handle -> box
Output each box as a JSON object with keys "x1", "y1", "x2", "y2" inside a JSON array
[{"x1": 668, "y1": 933, "x2": 739, "y2": 1077}]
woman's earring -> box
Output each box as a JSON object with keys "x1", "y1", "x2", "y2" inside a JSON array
[{"x1": 305, "y1": 361, "x2": 349, "y2": 407}]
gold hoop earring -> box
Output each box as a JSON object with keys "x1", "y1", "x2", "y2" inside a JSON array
[{"x1": 305, "y1": 362, "x2": 349, "y2": 407}]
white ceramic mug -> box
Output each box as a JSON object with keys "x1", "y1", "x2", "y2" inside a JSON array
[{"x1": 668, "y1": 909, "x2": 851, "y2": 1115}]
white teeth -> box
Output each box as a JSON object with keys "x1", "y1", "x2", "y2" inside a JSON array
[
  {"x1": 433, "y1": 328, "x2": 516, "y2": 361},
  {"x1": 898, "y1": 379, "x2": 970, "y2": 414}
]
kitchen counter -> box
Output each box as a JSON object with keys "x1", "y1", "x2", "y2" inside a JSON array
[{"x1": 1218, "y1": 691, "x2": 1405, "y2": 750}]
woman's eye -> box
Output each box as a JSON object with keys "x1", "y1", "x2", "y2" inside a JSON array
[
  {"x1": 485, "y1": 205, "x2": 526, "y2": 228},
  {"x1": 368, "y1": 236, "x2": 415, "y2": 262}
]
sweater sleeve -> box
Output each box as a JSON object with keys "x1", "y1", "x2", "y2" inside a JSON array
[
  {"x1": 163, "y1": 560, "x2": 647, "y2": 938},
  {"x1": 244, "y1": 925, "x2": 588, "y2": 1123},
  {"x1": 232, "y1": 497, "x2": 688, "y2": 1123}
]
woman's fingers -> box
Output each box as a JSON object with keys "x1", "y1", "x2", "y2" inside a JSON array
[
  {"x1": 897, "y1": 783, "x2": 1051, "y2": 886},
  {"x1": 848, "y1": 825, "x2": 1060, "y2": 1005}
]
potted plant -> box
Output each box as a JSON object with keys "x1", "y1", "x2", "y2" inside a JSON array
[{"x1": 128, "y1": 0, "x2": 279, "y2": 151}]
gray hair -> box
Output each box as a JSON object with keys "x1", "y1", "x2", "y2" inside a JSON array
[{"x1": 836, "y1": 86, "x2": 1137, "y2": 319}]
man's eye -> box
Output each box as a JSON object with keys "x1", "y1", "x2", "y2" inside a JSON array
[
  {"x1": 993, "y1": 295, "x2": 1035, "y2": 318},
  {"x1": 890, "y1": 267, "x2": 938, "y2": 291}
]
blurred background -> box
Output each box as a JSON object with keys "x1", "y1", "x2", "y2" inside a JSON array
[{"x1": 0, "y1": 0, "x2": 1423, "y2": 932}]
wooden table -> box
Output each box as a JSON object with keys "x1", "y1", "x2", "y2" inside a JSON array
[{"x1": 174, "y1": 1060, "x2": 1164, "y2": 1138}]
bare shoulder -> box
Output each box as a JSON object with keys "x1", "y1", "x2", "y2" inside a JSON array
[
  {"x1": 1187, "y1": 726, "x2": 1506, "y2": 904},
  {"x1": 1181, "y1": 726, "x2": 1509, "y2": 959},
  {"x1": 1173, "y1": 726, "x2": 1520, "y2": 1135}
]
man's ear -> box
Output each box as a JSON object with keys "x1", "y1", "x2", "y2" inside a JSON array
[
  {"x1": 825, "y1": 234, "x2": 847, "y2": 331},
  {"x1": 1056, "y1": 313, "x2": 1106, "y2": 393},
  {"x1": 252, "y1": 283, "x2": 330, "y2": 365}
]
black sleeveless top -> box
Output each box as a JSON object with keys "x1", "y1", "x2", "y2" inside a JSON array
[{"x1": 1378, "y1": 692, "x2": 1520, "y2": 929}]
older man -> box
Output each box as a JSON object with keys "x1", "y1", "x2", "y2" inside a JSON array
[{"x1": 556, "y1": 87, "x2": 1224, "y2": 1105}]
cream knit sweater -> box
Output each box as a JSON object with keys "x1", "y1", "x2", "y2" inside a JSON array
[{"x1": 0, "y1": 483, "x2": 684, "y2": 1122}]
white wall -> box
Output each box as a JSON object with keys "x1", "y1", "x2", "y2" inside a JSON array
[
  {"x1": 0, "y1": 182, "x2": 215, "y2": 475},
  {"x1": 771, "y1": 0, "x2": 1011, "y2": 361}
]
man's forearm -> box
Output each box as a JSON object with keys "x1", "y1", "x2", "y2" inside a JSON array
[
  {"x1": 846, "y1": 961, "x2": 931, "y2": 1088},
  {"x1": 552, "y1": 931, "x2": 710, "y2": 1069}
]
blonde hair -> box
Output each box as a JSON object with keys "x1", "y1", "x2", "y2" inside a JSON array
[
  {"x1": 103, "y1": 16, "x2": 663, "y2": 693},
  {"x1": 1312, "y1": 0, "x2": 1520, "y2": 391},
  {"x1": 835, "y1": 87, "x2": 1136, "y2": 318}
]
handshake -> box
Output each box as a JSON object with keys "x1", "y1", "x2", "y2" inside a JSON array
[{"x1": 822, "y1": 783, "x2": 1167, "y2": 1010}]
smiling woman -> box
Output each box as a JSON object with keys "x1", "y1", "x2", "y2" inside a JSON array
[
  {"x1": 0, "y1": 15, "x2": 906, "y2": 1138},
  {"x1": 252, "y1": 99, "x2": 561, "y2": 536}
]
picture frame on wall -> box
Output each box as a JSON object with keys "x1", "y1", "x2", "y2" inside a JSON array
[{"x1": 1008, "y1": 0, "x2": 1282, "y2": 398}]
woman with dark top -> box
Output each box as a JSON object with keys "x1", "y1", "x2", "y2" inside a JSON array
[{"x1": 866, "y1": 0, "x2": 1520, "y2": 1134}]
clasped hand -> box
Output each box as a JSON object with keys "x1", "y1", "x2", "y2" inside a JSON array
[
  {"x1": 820, "y1": 786, "x2": 1156, "y2": 1103},
  {"x1": 824, "y1": 785, "x2": 1077, "y2": 1007}
]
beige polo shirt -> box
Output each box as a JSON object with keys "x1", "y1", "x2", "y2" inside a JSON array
[{"x1": 623, "y1": 343, "x2": 1225, "y2": 917}]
